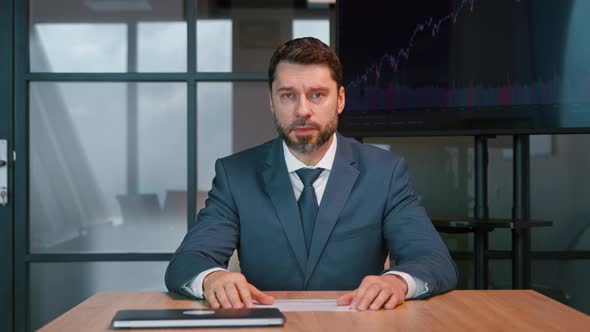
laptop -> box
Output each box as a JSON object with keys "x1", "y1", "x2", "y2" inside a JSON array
[{"x1": 111, "y1": 308, "x2": 286, "y2": 329}]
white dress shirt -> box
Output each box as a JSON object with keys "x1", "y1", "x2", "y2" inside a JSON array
[{"x1": 184, "y1": 134, "x2": 428, "y2": 300}]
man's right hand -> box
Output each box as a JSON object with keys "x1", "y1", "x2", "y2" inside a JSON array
[{"x1": 202, "y1": 271, "x2": 274, "y2": 309}]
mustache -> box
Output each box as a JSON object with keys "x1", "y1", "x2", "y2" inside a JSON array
[{"x1": 288, "y1": 119, "x2": 321, "y2": 131}]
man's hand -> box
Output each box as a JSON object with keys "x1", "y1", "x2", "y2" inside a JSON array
[
  {"x1": 203, "y1": 271, "x2": 274, "y2": 309},
  {"x1": 336, "y1": 274, "x2": 408, "y2": 311}
]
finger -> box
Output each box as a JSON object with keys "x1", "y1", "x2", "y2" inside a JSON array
[
  {"x1": 248, "y1": 284, "x2": 274, "y2": 305},
  {"x1": 356, "y1": 285, "x2": 381, "y2": 311},
  {"x1": 336, "y1": 291, "x2": 355, "y2": 306},
  {"x1": 236, "y1": 281, "x2": 253, "y2": 308},
  {"x1": 204, "y1": 289, "x2": 220, "y2": 309},
  {"x1": 350, "y1": 284, "x2": 368, "y2": 309},
  {"x1": 368, "y1": 289, "x2": 392, "y2": 311},
  {"x1": 224, "y1": 283, "x2": 244, "y2": 308},
  {"x1": 384, "y1": 292, "x2": 403, "y2": 310},
  {"x1": 214, "y1": 287, "x2": 233, "y2": 308}
]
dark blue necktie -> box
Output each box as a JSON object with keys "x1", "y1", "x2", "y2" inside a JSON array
[{"x1": 296, "y1": 168, "x2": 324, "y2": 255}]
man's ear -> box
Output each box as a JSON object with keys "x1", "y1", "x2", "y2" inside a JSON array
[{"x1": 337, "y1": 86, "x2": 346, "y2": 115}]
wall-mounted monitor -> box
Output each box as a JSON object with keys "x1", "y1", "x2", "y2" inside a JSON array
[{"x1": 337, "y1": 0, "x2": 590, "y2": 136}]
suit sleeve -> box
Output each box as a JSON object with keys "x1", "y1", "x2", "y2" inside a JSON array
[
  {"x1": 382, "y1": 157, "x2": 458, "y2": 298},
  {"x1": 165, "y1": 158, "x2": 240, "y2": 298}
]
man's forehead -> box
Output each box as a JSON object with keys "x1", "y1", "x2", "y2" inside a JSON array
[{"x1": 272, "y1": 61, "x2": 337, "y2": 89}]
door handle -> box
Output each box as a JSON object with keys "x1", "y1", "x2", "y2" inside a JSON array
[{"x1": 0, "y1": 139, "x2": 7, "y2": 206}]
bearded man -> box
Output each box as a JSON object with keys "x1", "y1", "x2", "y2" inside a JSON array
[{"x1": 165, "y1": 37, "x2": 457, "y2": 311}]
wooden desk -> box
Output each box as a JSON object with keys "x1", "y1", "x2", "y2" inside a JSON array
[{"x1": 38, "y1": 290, "x2": 590, "y2": 332}]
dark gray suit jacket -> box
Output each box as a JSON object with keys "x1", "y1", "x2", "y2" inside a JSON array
[{"x1": 165, "y1": 133, "x2": 457, "y2": 298}]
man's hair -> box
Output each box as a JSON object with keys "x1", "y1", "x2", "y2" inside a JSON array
[{"x1": 268, "y1": 37, "x2": 343, "y2": 90}]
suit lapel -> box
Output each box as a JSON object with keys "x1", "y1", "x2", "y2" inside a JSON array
[
  {"x1": 304, "y1": 134, "x2": 359, "y2": 286},
  {"x1": 261, "y1": 139, "x2": 308, "y2": 275}
]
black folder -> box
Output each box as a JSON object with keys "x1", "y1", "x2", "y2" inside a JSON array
[{"x1": 111, "y1": 308, "x2": 285, "y2": 329}]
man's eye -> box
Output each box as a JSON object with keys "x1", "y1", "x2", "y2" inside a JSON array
[
  {"x1": 310, "y1": 92, "x2": 323, "y2": 99},
  {"x1": 282, "y1": 92, "x2": 293, "y2": 99}
]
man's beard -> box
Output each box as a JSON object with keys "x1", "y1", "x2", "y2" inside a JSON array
[{"x1": 274, "y1": 115, "x2": 337, "y2": 154}]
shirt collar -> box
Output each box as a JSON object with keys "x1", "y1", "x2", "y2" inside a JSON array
[{"x1": 283, "y1": 133, "x2": 337, "y2": 173}]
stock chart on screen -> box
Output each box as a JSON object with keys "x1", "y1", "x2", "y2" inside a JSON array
[{"x1": 338, "y1": 0, "x2": 590, "y2": 136}]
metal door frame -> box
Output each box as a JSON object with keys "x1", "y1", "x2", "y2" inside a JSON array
[{"x1": 0, "y1": 0, "x2": 15, "y2": 331}]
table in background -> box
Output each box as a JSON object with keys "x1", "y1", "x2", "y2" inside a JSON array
[
  {"x1": 432, "y1": 217, "x2": 553, "y2": 289},
  {"x1": 38, "y1": 290, "x2": 590, "y2": 332}
]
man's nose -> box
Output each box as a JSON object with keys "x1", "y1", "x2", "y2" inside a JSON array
[{"x1": 295, "y1": 97, "x2": 312, "y2": 118}]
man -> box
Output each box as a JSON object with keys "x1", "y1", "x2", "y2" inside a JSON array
[{"x1": 165, "y1": 37, "x2": 457, "y2": 311}]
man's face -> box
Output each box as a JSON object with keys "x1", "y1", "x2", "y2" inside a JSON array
[{"x1": 270, "y1": 61, "x2": 345, "y2": 154}]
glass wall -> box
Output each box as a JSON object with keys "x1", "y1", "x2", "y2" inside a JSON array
[
  {"x1": 195, "y1": 0, "x2": 332, "y2": 73},
  {"x1": 29, "y1": 82, "x2": 187, "y2": 253},
  {"x1": 25, "y1": 0, "x2": 333, "y2": 329},
  {"x1": 30, "y1": 0, "x2": 186, "y2": 73}
]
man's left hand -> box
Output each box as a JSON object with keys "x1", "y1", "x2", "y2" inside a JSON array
[{"x1": 336, "y1": 274, "x2": 408, "y2": 311}]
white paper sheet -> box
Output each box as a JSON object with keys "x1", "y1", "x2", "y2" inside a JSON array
[{"x1": 254, "y1": 299, "x2": 355, "y2": 312}]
